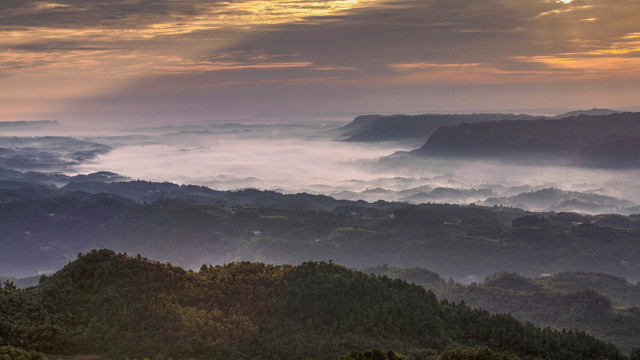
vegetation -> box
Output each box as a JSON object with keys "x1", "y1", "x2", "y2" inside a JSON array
[
  {"x1": 339, "y1": 349, "x2": 408, "y2": 360},
  {"x1": 429, "y1": 346, "x2": 519, "y2": 360},
  {"x1": 0, "y1": 346, "x2": 47, "y2": 360},
  {"x1": 3, "y1": 187, "x2": 640, "y2": 284},
  {"x1": 0, "y1": 250, "x2": 626, "y2": 360},
  {"x1": 341, "y1": 113, "x2": 540, "y2": 142},
  {"x1": 367, "y1": 265, "x2": 640, "y2": 353}
]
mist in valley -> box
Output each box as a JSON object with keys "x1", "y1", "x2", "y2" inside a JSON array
[
  {"x1": 3, "y1": 117, "x2": 640, "y2": 278},
  {"x1": 2, "y1": 118, "x2": 638, "y2": 215},
  {"x1": 53, "y1": 120, "x2": 640, "y2": 215}
]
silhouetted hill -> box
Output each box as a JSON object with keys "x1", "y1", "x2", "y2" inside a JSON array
[
  {"x1": 402, "y1": 187, "x2": 495, "y2": 204},
  {"x1": 0, "y1": 250, "x2": 625, "y2": 359},
  {"x1": 340, "y1": 110, "x2": 622, "y2": 143},
  {"x1": 342, "y1": 113, "x2": 541, "y2": 142},
  {"x1": 415, "y1": 112, "x2": 640, "y2": 167},
  {"x1": 578, "y1": 135, "x2": 640, "y2": 167},
  {"x1": 0, "y1": 167, "x2": 127, "y2": 188},
  {"x1": 481, "y1": 187, "x2": 633, "y2": 213},
  {"x1": 59, "y1": 180, "x2": 382, "y2": 210},
  {"x1": 338, "y1": 114, "x2": 384, "y2": 136},
  {"x1": 553, "y1": 108, "x2": 620, "y2": 119},
  {"x1": 0, "y1": 136, "x2": 111, "y2": 172}
]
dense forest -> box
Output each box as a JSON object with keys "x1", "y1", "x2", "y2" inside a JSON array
[
  {"x1": 366, "y1": 266, "x2": 640, "y2": 353},
  {"x1": 0, "y1": 250, "x2": 628, "y2": 359},
  {"x1": 3, "y1": 184, "x2": 640, "y2": 283}
]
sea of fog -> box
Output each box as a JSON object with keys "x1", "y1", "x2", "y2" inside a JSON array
[{"x1": 69, "y1": 121, "x2": 640, "y2": 215}]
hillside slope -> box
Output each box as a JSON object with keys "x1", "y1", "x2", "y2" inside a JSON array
[
  {"x1": 415, "y1": 112, "x2": 640, "y2": 168},
  {"x1": 0, "y1": 250, "x2": 626, "y2": 360},
  {"x1": 366, "y1": 266, "x2": 640, "y2": 353},
  {"x1": 3, "y1": 188, "x2": 640, "y2": 283}
]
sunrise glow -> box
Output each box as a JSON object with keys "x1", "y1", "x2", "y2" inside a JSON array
[{"x1": 1, "y1": 0, "x2": 639, "y2": 124}]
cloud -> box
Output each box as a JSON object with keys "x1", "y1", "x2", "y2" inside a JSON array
[
  {"x1": 536, "y1": 5, "x2": 594, "y2": 18},
  {"x1": 73, "y1": 126, "x2": 640, "y2": 210},
  {"x1": 2, "y1": 0, "x2": 640, "y2": 123},
  {"x1": 77, "y1": 127, "x2": 406, "y2": 193}
]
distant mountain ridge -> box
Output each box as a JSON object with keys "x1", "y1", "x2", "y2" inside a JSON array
[
  {"x1": 338, "y1": 114, "x2": 384, "y2": 136},
  {"x1": 481, "y1": 187, "x2": 634, "y2": 213},
  {"x1": 553, "y1": 108, "x2": 620, "y2": 119},
  {"x1": 0, "y1": 136, "x2": 111, "y2": 172},
  {"x1": 414, "y1": 112, "x2": 640, "y2": 168},
  {"x1": 341, "y1": 113, "x2": 541, "y2": 142},
  {"x1": 0, "y1": 120, "x2": 63, "y2": 132},
  {"x1": 340, "y1": 109, "x2": 621, "y2": 143}
]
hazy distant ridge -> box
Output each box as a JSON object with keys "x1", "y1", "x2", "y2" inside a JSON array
[
  {"x1": 415, "y1": 112, "x2": 640, "y2": 167},
  {"x1": 341, "y1": 113, "x2": 541, "y2": 142},
  {"x1": 553, "y1": 108, "x2": 621, "y2": 119},
  {"x1": 340, "y1": 109, "x2": 621, "y2": 142},
  {"x1": 0, "y1": 120, "x2": 62, "y2": 130}
]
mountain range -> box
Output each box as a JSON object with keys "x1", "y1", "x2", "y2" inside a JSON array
[
  {"x1": 340, "y1": 109, "x2": 621, "y2": 142},
  {"x1": 413, "y1": 112, "x2": 640, "y2": 168}
]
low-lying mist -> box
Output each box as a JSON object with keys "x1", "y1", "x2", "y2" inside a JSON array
[
  {"x1": 77, "y1": 124, "x2": 407, "y2": 193},
  {"x1": 69, "y1": 122, "x2": 640, "y2": 215}
]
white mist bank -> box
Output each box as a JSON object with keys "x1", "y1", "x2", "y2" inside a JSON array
[
  {"x1": 76, "y1": 138, "x2": 404, "y2": 193},
  {"x1": 69, "y1": 122, "x2": 640, "y2": 214}
]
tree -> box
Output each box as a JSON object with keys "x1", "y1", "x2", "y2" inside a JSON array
[{"x1": 2, "y1": 281, "x2": 16, "y2": 291}]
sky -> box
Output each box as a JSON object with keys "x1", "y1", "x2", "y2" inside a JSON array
[{"x1": 1, "y1": 0, "x2": 640, "y2": 126}]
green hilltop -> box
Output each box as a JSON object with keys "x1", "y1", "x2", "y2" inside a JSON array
[{"x1": 0, "y1": 250, "x2": 626, "y2": 360}]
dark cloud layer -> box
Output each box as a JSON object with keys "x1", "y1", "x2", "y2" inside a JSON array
[{"x1": 0, "y1": 0, "x2": 224, "y2": 28}]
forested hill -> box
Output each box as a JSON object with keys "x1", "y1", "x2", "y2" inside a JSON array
[
  {"x1": 0, "y1": 120, "x2": 63, "y2": 131},
  {"x1": 414, "y1": 112, "x2": 640, "y2": 168},
  {"x1": 440, "y1": 272, "x2": 640, "y2": 353},
  {"x1": 0, "y1": 250, "x2": 625, "y2": 360},
  {"x1": 58, "y1": 180, "x2": 380, "y2": 210},
  {"x1": 4, "y1": 186, "x2": 640, "y2": 282},
  {"x1": 366, "y1": 266, "x2": 640, "y2": 353}
]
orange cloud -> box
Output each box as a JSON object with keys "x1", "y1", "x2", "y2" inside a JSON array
[
  {"x1": 386, "y1": 62, "x2": 553, "y2": 85},
  {"x1": 150, "y1": 60, "x2": 316, "y2": 74},
  {"x1": 536, "y1": 5, "x2": 594, "y2": 18},
  {"x1": 0, "y1": 0, "x2": 380, "y2": 121},
  {"x1": 512, "y1": 31, "x2": 640, "y2": 79},
  {"x1": 515, "y1": 56, "x2": 640, "y2": 76}
]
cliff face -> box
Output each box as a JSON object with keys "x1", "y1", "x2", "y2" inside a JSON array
[{"x1": 338, "y1": 114, "x2": 383, "y2": 136}]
